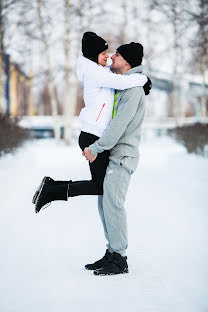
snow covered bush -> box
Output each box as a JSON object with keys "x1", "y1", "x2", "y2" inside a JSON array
[
  {"x1": 0, "y1": 114, "x2": 28, "y2": 156},
  {"x1": 168, "y1": 123, "x2": 208, "y2": 157}
]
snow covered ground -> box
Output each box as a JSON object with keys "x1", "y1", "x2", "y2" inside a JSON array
[{"x1": 0, "y1": 135, "x2": 207, "y2": 312}]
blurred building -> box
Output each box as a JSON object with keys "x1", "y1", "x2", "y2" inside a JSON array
[
  {"x1": 147, "y1": 69, "x2": 208, "y2": 121},
  {"x1": 0, "y1": 53, "x2": 34, "y2": 116}
]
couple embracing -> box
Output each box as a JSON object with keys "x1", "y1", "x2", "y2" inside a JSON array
[{"x1": 33, "y1": 32, "x2": 152, "y2": 276}]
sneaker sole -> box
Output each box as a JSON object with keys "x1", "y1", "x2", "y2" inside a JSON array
[{"x1": 94, "y1": 268, "x2": 129, "y2": 276}]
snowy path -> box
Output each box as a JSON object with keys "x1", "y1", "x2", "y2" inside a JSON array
[{"x1": 0, "y1": 136, "x2": 208, "y2": 312}]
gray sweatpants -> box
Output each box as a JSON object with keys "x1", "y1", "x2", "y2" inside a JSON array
[{"x1": 98, "y1": 155, "x2": 139, "y2": 256}]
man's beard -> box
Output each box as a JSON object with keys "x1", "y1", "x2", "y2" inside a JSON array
[{"x1": 110, "y1": 64, "x2": 119, "y2": 74}]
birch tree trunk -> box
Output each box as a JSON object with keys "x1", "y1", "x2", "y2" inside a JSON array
[
  {"x1": 122, "y1": 2, "x2": 128, "y2": 43},
  {"x1": 36, "y1": 0, "x2": 60, "y2": 140},
  {"x1": 144, "y1": 0, "x2": 154, "y2": 117},
  {"x1": 186, "y1": 0, "x2": 208, "y2": 119},
  {"x1": 0, "y1": 0, "x2": 4, "y2": 113},
  {"x1": 63, "y1": 0, "x2": 72, "y2": 144},
  {"x1": 172, "y1": 1, "x2": 181, "y2": 122},
  {"x1": 0, "y1": 54, "x2": 6, "y2": 114},
  {"x1": 199, "y1": 0, "x2": 207, "y2": 119},
  {"x1": 64, "y1": 0, "x2": 83, "y2": 144},
  {"x1": 145, "y1": 0, "x2": 154, "y2": 73},
  {"x1": 170, "y1": 0, "x2": 187, "y2": 123},
  {"x1": 200, "y1": 55, "x2": 207, "y2": 119},
  {"x1": 153, "y1": 0, "x2": 187, "y2": 122}
]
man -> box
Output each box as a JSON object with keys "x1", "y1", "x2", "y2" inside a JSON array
[{"x1": 83, "y1": 42, "x2": 150, "y2": 276}]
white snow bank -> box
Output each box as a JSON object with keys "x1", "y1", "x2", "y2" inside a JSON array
[{"x1": 0, "y1": 136, "x2": 207, "y2": 312}]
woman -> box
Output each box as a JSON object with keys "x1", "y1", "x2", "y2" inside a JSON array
[{"x1": 33, "y1": 32, "x2": 148, "y2": 213}]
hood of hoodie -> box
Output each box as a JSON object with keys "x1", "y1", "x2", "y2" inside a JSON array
[{"x1": 124, "y1": 65, "x2": 143, "y2": 76}]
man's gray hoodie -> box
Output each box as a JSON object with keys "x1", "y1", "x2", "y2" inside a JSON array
[{"x1": 89, "y1": 65, "x2": 145, "y2": 158}]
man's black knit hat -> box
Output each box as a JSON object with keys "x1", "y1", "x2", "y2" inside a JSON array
[
  {"x1": 117, "y1": 42, "x2": 144, "y2": 68},
  {"x1": 82, "y1": 32, "x2": 108, "y2": 58}
]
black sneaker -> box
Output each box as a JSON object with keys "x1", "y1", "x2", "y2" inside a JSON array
[
  {"x1": 35, "y1": 180, "x2": 69, "y2": 213},
  {"x1": 94, "y1": 252, "x2": 128, "y2": 276},
  {"x1": 85, "y1": 250, "x2": 112, "y2": 270}
]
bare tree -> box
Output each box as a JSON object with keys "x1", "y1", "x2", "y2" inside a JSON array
[
  {"x1": 63, "y1": 0, "x2": 82, "y2": 144},
  {"x1": 64, "y1": 0, "x2": 96, "y2": 144},
  {"x1": 0, "y1": 0, "x2": 4, "y2": 52},
  {"x1": 63, "y1": 0, "x2": 72, "y2": 144},
  {"x1": 143, "y1": 0, "x2": 155, "y2": 72},
  {"x1": 36, "y1": 0, "x2": 60, "y2": 139},
  {"x1": 0, "y1": 0, "x2": 17, "y2": 52},
  {"x1": 152, "y1": 0, "x2": 188, "y2": 121},
  {"x1": 0, "y1": 0, "x2": 19, "y2": 113},
  {"x1": 120, "y1": 1, "x2": 128, "y2": 44},
  {"x1": 186, "y1": 0, "x2": 208, "y2": 118}
]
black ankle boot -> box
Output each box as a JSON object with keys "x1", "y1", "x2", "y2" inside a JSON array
[
  {"x1": 94, "y1": 252, "x2": 128, "y2": 276},
  {"x1": 32, "y1": 177, "x2": 71, "y2": 204},
  {"x1": 35, "y1": 180, "x2": 70, "y2": 213},
  {"x1": 85, "y1": 250, "x2": 112, "y2": 270}
]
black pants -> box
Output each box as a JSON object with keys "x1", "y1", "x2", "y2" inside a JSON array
[{"x1": 69, "y1": 131, "x2": 109, "y2": 197}]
